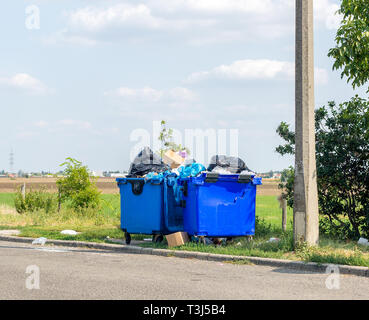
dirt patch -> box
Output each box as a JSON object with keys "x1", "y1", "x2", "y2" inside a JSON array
[
  {"x1": 257, "y1": 183, "x2": 281, "y2": 196},
  {"x1": 0, "y1": 177, "x2": 281, "y2": 196},
  {"x1": 0, "y1": 229, "x2": 20, "y2": 236},
  {"x1": 0, "y1": 177, "x2": 119, "y2": 194}
]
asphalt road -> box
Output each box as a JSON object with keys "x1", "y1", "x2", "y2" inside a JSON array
[{"x1": 0, "y1": 241, "x2": 368, "y2": 300}]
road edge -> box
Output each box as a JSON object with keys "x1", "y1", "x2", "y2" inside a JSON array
[{"x1": 1, "y1": 235, "x2": 368, "y2": 278}]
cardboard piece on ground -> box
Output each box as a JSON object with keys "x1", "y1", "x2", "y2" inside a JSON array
[
  {"x1": 166, "y1": 232, "x2": 190, "y2": 248},
  {"x1": 163, "y1": 150, "x2": 184, "y2": 169}
]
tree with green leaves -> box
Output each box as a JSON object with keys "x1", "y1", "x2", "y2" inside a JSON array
[
  {"x1": 158, "y1": 120, "x2": 190, "y2": 158},
  {"x1": 328, "y1": 0, "x2": 369, "y2": 91},
  {"x1": 276, "y1": 96, "x2": 369, "y2": 239},
  {"x1": 56, "y1": 158, "x2": 101, "y2": 210}
]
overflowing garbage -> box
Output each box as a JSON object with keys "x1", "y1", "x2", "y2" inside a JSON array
[
  {"x1": 117, "y1": 147, "x2": 261, "y2": 246},
  {"x1": 128, "y1": 147, "x2": 255, "y2": 180},
  {"x1": 207, "y1": 155, "x2": 254, "y2": 174},
  {"x1": 127, "y1": 147, "x2": 170, "y2": 177}
]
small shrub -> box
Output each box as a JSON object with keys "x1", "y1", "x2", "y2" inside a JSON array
[
  {"x1": 255, "y1": 216, "x2": 273, "y2": 237},
  {"x1": 14, "y1": 187, "x2": 57, "y2": 214},
  {"x1": 56, "y1": 158, "x2": 101, "y2": 211}
]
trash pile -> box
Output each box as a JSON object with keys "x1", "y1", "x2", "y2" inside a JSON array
[
  {"x1": 207, "y1": 155, "x2": 254, "y2": 175},
  {"x1": 127, "y1": 147, "x2": 255, "y2": 180},
  {"x1": 127, "y1": 147, "x2": 170, "y2": 177},
  {"x1": 121, "y1": 147, "x2": 259, "y2": 247}
]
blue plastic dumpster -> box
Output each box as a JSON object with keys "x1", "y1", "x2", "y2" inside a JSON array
[
  {"x1": 178, "y1": 172, "x2": 262, "y2": 239},
  {"x1": 116, "y1": 176, "x2": 183, "y2": 244}
]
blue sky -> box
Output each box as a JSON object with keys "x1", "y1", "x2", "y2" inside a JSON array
[{"x1": 0, "y1": 0, "x2": 366, "y2": 173}]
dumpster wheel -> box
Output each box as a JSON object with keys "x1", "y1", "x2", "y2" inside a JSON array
[
  {"x1": 125, "y1": 232, "x2": 131, "y2": 245},
  {"x1": 152, "y1": 234, "x2": 164, "y2": 243}
]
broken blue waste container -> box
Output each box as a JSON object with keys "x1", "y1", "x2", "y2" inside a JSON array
[
  {"x1": 116, "y1": 174, "x2": 183, "y2": 245},
  {"x1": 177, "y1": 172, "x2": 262, "y2": 239}
]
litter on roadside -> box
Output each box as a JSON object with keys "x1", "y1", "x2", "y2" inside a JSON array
[
  {"x1": 60, "y1": 230, "x2": 79, "y2": 236},
  {"x1": 358, "y1": 238, "x2": 369, "y2": 246},
  {"x1": 268, "y1": 237, "x2": 281, "y2": 243},
  {"x1": 166, "y1": 232, "x2": 190, "y2": 248},
  {"x1": 32, "y1": 237, "x2": 47, "y2": 245}
]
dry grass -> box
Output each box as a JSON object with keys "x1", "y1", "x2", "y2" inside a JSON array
[
  {"x1": 0, "y1": 208, "x2": 119, "y2": 228},
  {"x1": 0, "y1": 204, "x2": 17, "y2": 215}
]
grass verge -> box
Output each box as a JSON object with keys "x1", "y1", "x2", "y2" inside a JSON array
[{"x1": 1, "y1": 193, "x2": 369, "y2": 267}]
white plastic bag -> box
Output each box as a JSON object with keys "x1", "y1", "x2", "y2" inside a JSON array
[
  {"x1": 358, "y1": 238, "x2": 369, "y2": 246},
  {"x1": 32, "y1": 237, "x2": 47, "y2": 245},
  {"x1": 60, "y1": 230, "x2": 78, "y2": 236}
]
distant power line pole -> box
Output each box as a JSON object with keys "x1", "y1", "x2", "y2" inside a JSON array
[
  {"x1": 294, "y1": 0, "x2": 319, "y2": 245},
  {"x1": 9, "y1": 148, "x2": 14, "y2": 173}
]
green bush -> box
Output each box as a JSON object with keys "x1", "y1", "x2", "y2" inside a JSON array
[
  {"x1": 14, "y1": 187, "x2": 57, "y2": 214},
  {"x1": 56, "y1": 158, "x2": 101, "y2": 210},
  {"x1": 319, "y1": 217, "x2": 357, "y2": 241},
  {"x1": 255, "y1": 216, "x2": 273, "y2": 237},
  {"x1": 276, "y1": 97, "x2": 369, "y2": 239}
]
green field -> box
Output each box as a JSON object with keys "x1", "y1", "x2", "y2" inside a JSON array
[
  {"x1": 2, "y1": 192, "x2": 369, "y2": 267},
  {"x1": 0, "y1": 192, "x2": 291, "y2": 244},
  {"x1": 256, "y1": 195, "x2": 293, "y2": 230},
  {"x1": 0, "y1": 194, "x2": 15, "y2": 207},
  {"x1": 0, "y1": 193, "x2": 290, "y2": 230}
]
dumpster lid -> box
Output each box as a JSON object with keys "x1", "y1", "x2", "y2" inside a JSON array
[
  {"x1": 116, "y1": 176, "x2": 164, "y2": 185},
  {"x1": 184, "y1": 172, "x2": 262, "y2": 185}
]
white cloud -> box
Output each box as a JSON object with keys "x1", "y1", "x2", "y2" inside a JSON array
[
  {"x1": 188, "y1": 59, "x2": 329, "y2": 84},
  {"x1": 67, "y1": 3, "x2": 215, "y2": 33},
  {"x1": 59, "y1": 119, "x2": 92, "y2": 130},
  {"x1": 16, "y1": 131, "x2": 38, "y2": 139},
  {"x1": 168, "y1": 87, "x2": 196, "y2": 101},
  {"x1": 58, "y1": 1, "x2": 286, "y2": 45},
  {"x1": 105, "y1": 86, "x2": 163, "y2": 101},
  {"x1": 188, "y1": 59, "x2": 295, "y2": 81},
  {"x1": 34, "y1": 120, "x2": 49, "y2": 128},
  {"x1": 105, "y1": 86, "x2": 196, "y2": 102},
  {"x1": 315, "y1": 68, "x2": 329, "y2": 85},
  {"x1": 32, "y1": 119, "x2": 92, "y2": 131},
  {"x1": 149, "y1": 0, "x2": 274, "y2": 14},
  {"x1": 0, "y1": 73, "x2": 49, "y2": 95},
  {"x1": 314, "y1": 0, "x2": 341, "y2": 30},
  {"x1": 56, "y1": 0, "x2": 340, "y2": 46},
  {"x1": 68, "y1": 4, "x2": 162, "y2": 31},
  {"x1": 43, "y1": 30, "x2": 99, "y2": 46}
]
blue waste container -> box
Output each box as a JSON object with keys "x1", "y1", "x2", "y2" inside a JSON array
[
  {"x1": 178, "y1": 172, "x2": 262, "y2": 239},
  {"x1": 116, "y1": 176, "x2": 183, "y2": 244}
]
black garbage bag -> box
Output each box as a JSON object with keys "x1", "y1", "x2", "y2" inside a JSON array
[
  {"x1": 207, "y1": 155, "x2": 252, "y2": 174},
  {"x1": 128, "y1": 147, "x2": 170, "y2": 177}
]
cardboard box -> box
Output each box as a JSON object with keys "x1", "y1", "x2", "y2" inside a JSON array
[
  {"x1": 163, "y1": 150, "x2": 184, "y2": 169},
  {"x1": 166, "y1": 232, "x2": 190, "y2": 248}
]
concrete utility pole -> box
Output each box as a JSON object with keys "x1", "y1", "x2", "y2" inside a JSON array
[{"x1": 294, "y1": 0, "x2": 319, "y2": 245}]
